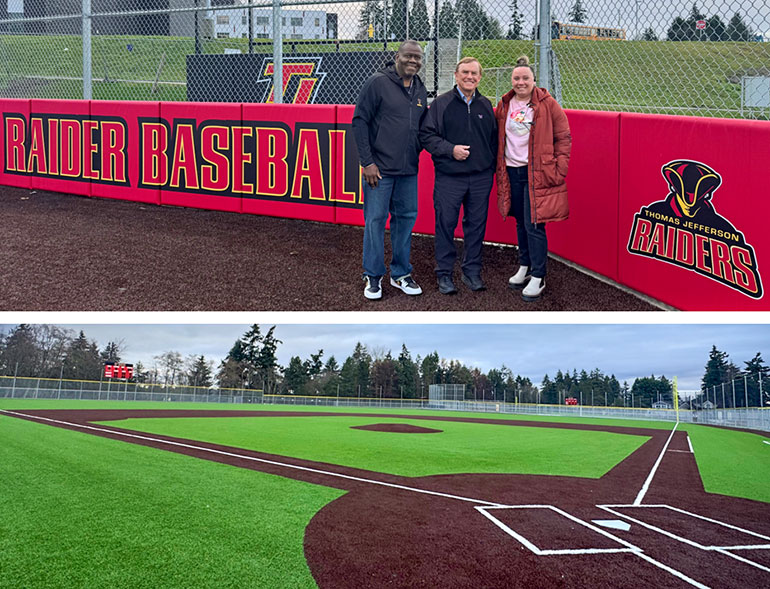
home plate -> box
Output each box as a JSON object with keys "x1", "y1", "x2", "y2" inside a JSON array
[{"x1": 592, "y1": 520, "x2": 631, "y2": 532}]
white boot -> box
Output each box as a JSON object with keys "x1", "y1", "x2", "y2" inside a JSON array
[
  {"x1": 508, "y1": 265, "x2": 530, "y2": 290},
  {"x1": 522, "y1": 276, "x2": 545, "y2": 301}
]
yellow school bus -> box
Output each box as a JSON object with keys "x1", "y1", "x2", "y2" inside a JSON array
[{"x1": 553, "y1": 21, "x2": 626, "y2": 40}]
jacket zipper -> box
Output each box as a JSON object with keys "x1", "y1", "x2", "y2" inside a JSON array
[{"x1": 529, "y1": 100, "x2": 537, "y2": 224}]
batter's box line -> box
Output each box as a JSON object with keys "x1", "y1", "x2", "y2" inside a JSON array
[
  {"x1": 476, "y1": 504, "x2": 725, "y2": 588},
  {"x1": 598, "y1": 504, "x2": 770, "y2": 573},
  {"x1": 475, "y1": 504, "x2": 641, "y2": 556}
]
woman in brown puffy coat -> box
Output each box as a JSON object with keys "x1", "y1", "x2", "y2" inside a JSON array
[{"x1": 495, "y1": 55, "x2": 571, "y2": 302}]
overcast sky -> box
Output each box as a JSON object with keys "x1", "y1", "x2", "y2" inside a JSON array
[{"x1": 3, "y1": 322, "x2": 767, "y2": 391}]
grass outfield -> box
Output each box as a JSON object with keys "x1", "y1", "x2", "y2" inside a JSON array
[
  {"x1": 0, "y1": 412, "x2": 341, "y2": 589},
  {"x1": 95, "y1": 415, "x2": 646, "y2": 478}
]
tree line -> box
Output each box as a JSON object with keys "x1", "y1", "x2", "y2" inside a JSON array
[
  {"x1": 357, "y1": 0, "x2": 515, "y2": 41},
  {"x1": 1, "y1": 324, "x2": 767, "y2": 408},
  {"x1": 698, "y1": 345, "x2": 769, "y2": 408}
]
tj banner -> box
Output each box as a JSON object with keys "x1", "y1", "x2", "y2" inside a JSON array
[{"x1": 186, "y1": 52, "x2": 392, "y2": 104}]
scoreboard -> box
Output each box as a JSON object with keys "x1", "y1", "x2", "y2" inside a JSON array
[{"x1": 104, "y1": 363, "x2": 134, "y2": 380}]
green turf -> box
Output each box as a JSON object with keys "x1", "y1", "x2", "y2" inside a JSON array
[
  {"x1": 0, "y1": 413, "x2": 342, "y2": 589},
  {"x1": 684, "y1": 424, "x2": 770, "y2": 504},
  {"x1": 4, "y1": 399, "x2": 769, "y2": 504},
  {"x1": 95, "y1": 415, "x2": 648, "y2": 479}
]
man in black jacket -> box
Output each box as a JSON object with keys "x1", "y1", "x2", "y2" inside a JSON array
[
  {"x1": 419, "y1": 57, "x2": 497, "y2": 294},
  {"x1": 352, "y1": 40, "x2": 428, "y2": 300}
]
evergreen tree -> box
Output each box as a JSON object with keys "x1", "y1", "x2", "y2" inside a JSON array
[
  {"x1": 359, "y1": 0, "x2": 385, "y2": 39},
  {"x1": 726, "y1": 12, "x2": 752, "y2": 41},
  {"x1": 743, "y1": 352, "x2": 769, "y2": 407},
  {"x1": 456, "y1": 0, "x2": 488, "y2": 40},
  {"x1": 568, "y1": 0, "x2": 587, "y2": 23},
  {"x1": 701, "y1": 345, "x2": 729, "y2": 394},
  {"x1": 642, "y1": 27, "x2": 658, "y2": 41},
  {"x1": 284, "y1": 356, "x2": 309, "y2": 394},
  {"x1": 409, "y1": 0, "x2": 431, "y2": 40},
  {"x1": 217, "y1": 339, "x2": 248, "y2": 390},
  {"x1": 187, "y1": 355, "x2": 213, "y2": 388},
  {"x1": 396, "y1": 344, "x2": 419, "y2": 398},
  {"x1": 706, "y1": 15, "x2": 726, "y2": 41},
  {"x1": 390, "y1": 0, "x2": 407, "y2": 39},
  {"x1": 437, "y1": 0, "x2": 458, "y2": 38},
  {"x1": 667, "y1": 17, "x2": 688, "y2": 41},
  {"x1": 100, "y1": 341, "x2": 123, "y2": 364},
  {"x1": 420, "y1": 351, "x2": 441, "y2": 391},
  {"x1": 371, "y1": 351, "x2": 398, "y2": 397},
  {"x1": 540, "y1": 374, "x2": 559, "y2": 404},
  {"x1": 62, "y1": 331, "x2": 102, "y2": 380},
  {"x1": 506, "y1": 0, "x2": 523, "y2": 40}
]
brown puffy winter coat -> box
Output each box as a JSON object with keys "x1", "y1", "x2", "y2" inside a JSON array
[{"x1": 495, "y1": 86, "x2": 571, "y2": 223}]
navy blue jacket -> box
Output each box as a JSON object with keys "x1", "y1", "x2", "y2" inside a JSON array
[
  {"x1": 352, "y1": 63, "x2": 428, "y2": 176},
  {"x1": 419, "y1": 86, "x2": 497, "y2": 176}
]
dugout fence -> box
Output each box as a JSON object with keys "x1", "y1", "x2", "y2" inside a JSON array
[{"x1": 0, "y1": 0, "x2": 767, "y2": 118}]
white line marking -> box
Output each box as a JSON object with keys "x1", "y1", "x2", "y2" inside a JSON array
[
  {"x1": 600, "y1": 504, "x2": 770, "y2": 542},
  {"x1": 0, "y1": 410, "x2": 503, "y2": 508},
  {"x1": 598, "y1": 505, "x2": 770, "y2": 572},
  {"x1": 634, "y1": 422, "x2": 679, "y2": 506},
  {"x1": 476, "y1": 505, "x2": 641, "y2": 554},
  {"x1": 715, "y1": 549, "x2": 770, "y2": 573},
  {"x1": 633, "y1": 552, "x2": 710, "y2": 589},
  {"x1": 687, "y1": 436, "x2": 694, "y2": 453},
  {"x1": 476, "y1": 505, "x2": 709, "y2": 588},
  {"x1": 763, "y1": 441, "x2": 770, "y2": 445}
]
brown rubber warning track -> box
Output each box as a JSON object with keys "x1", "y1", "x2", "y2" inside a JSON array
[
  {"x1": 0, "y1": 188, "x2": 660, "y2": 311},
  {"x1": 4, "y1": 408, "x2": 769, "y2": 588}
]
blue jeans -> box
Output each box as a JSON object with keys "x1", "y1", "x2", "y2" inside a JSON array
[
  {"x1": 362, "y1": 174, "x2": 418, "y2": 279},
  {"x1": 507, "y1": 166, "x2": 548, "y2": 278}
]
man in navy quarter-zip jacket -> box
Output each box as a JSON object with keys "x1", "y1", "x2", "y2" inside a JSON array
[
  {"x1": 352, "y1": 40, "x2": 428, "y2": 301},
  {"x1": 419, "y1": 57, "x2": 497, "y2": 295}
]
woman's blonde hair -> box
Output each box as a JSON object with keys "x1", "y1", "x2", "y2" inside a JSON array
[{"x1": 513, "y1": 55, "x2": 536, "y2": 80}]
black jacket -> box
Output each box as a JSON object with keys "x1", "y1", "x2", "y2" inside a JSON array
[
  {"x1": 419, "y1": 86, "x2": 497, "y2": 175},
  {"x1": 352, "y1": 64, "x2": 428, "y2": 176}
]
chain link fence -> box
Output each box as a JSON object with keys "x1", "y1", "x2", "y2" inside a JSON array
[
  {"x1": 0, "y1": 0, "x2": 767, "y2": 118},
  {"x1": 3, "y1": 376, "x2": 768, "y2": 431},
  {"x1": 0, "y1": 375, "x2": 263, "y2": 403}
]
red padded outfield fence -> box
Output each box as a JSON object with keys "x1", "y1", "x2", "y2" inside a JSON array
[{"x1": 1, "y1": 99, "x2": 768, "y2": 310}]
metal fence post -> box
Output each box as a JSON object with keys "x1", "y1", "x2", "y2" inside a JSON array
[
  {"x1": 537, "y1": 0, "x2": 550, "y2": 92},
  {"x1": 82, "y1": 0, "x2": 92, "y2": 100},
  {"x1": 272, "y1": 0, "x2": 282, "y2": 103}
]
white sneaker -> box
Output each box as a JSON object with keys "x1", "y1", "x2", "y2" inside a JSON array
[
  {"x1": 508, "y1": 265, "x2": 530, "y2": 290},
  {"x1": 364, "y1": 276, "x2": 382, "y2": 300},
  {"x1": 522, "y1": 277, "x2": 545, "y2": 301},
  {"x1": 390, "y1": 274, "x2": 422, "y2": 296}
]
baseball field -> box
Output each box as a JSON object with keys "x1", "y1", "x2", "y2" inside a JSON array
[{"x1": 1, "y1": 399, "x2": 769, "y2": 588}]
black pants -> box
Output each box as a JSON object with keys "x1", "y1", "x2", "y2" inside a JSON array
[{"x1": 433, "y1": 169, "x2": 494, "y2": 278}]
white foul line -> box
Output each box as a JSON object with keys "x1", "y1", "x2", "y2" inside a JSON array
[
  {"x1": 0, "y1": 409, "x2": 503, "y2": 508},
  {"x1": 687, "y1": 435, "x2": 694, "y2": 453},
  {"x1": 634, "y1": 421, "x2": 679, "y2": 506}
]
